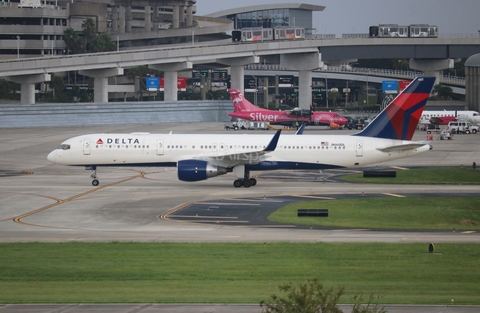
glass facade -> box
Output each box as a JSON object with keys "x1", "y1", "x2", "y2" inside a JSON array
[{"x1": 229, "y1": 9, "x2": 291, "y2": 29}]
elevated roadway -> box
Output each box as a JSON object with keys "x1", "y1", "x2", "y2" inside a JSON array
[
  {"x1": 1, "y1": 37, "x2": 479, "y2": 77},
  {"x1": 1, "y1": 37, "x2": 479, "y2": 105}
]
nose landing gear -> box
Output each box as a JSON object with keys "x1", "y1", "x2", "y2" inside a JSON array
[{"x1": 86, "y1": 166, "x2": 99, "y2": 186}]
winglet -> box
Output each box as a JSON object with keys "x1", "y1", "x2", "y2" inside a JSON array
[
  {"x1": 264, "y1": 130, "x2": 281, "y2": 152},
  {"x1": 295, "y1": 123, "x2": 306, "y2": 135}
]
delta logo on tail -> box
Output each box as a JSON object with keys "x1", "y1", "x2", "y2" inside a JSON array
[
  {"x1": 355, "y1": 77, "x2": 435, "y2": 140},
  {"x1": 228, "y1": 88, "x2": 347, "y2": 127}
]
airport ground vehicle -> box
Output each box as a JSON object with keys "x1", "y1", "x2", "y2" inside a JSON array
[
  {"x1": 447, "y1": 121, "x2": 479, "y2": 134},
  {"x1": 232, "y1": 26, "x2": 305, "y2": 42},
  {"x1": 369, "y1": 24, "x2": 438, "y2": 38}
]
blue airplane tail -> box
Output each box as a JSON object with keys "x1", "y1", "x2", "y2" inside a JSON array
[{"x1": 354, "y1": 77, "x2": 436, "y2": 140}]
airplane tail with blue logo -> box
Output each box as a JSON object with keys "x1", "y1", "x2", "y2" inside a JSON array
[{"x1": 355, "y1": 77, "x2": 435, "y2": 140}]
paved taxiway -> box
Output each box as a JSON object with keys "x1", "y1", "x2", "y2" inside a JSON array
[
  {"x1": 1, "y1": 122, "x2": 479, "y2": 243},
  {"x1": 1, "y1": 123, "x2": 480, "y2": 313}
]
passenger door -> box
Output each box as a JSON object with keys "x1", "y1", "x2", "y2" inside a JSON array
[{"x1": 83, "y1": 138, "x2": 91, "y2": 155}]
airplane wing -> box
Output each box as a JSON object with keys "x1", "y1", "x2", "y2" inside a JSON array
[
  {"x1": 183, "y1": 130, "x2": 281, "y2": 167},
  {"x1": 377, "y1": 143, "x2": 431, "y2": 153}
]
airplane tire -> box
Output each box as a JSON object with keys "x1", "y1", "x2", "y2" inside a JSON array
[
  {"x1": 249, "y1": 178, "x2": 257, "y2": 186},
  {"x1": 243, "y1": 179, "x2": 251, "y2": 188},
  {"x1": 92, "y1": 179, "x2": 99, "y2": 186},
  {"x1": 233, "y1": 179, "x2": 243, "y2": 188}
]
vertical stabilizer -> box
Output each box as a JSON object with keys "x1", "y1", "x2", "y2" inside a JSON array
[
  {"x1": 228, "y1": 88, "x2": 260, "y2": 113},
  {"x1": 355, "y1": 77, "x2": 435, "y2": 140}
]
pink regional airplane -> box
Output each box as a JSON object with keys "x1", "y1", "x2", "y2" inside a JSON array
[{"x1": 228, "y1": 88, "x2": 348, "y2": 128}]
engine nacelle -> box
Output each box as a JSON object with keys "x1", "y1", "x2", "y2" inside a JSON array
[{"x1": 177, "y1": 160, "x2": 228, "y2": 182}]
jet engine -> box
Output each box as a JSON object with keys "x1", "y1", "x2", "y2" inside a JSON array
[{"x1": 177, "y1": 160, "x2": 228, "y2": 182}]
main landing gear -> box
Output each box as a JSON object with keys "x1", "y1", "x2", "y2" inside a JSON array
[
  {"x1": 233, "y1": 168, "x2": 257, "y2": 188},
  {"x1": 87, "y1": 166, "x2": 99, "y2": 186},
  {"x1": 233, "y1": 177, "x2": 257, "y2": 188}
]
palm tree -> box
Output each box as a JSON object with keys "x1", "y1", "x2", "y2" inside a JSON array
[
  {"x1": 91, "y1": 34, "x2": 116, "y2": 52},
  {"x1": 82, "y1": 17, "x2": 96, "y2": 52},
  {"x1": 63, "y1": 28, "x2": 84, "y2": 54},
  {"x1": 432, "y1": 84, "x2": 453, "y2": 100}
]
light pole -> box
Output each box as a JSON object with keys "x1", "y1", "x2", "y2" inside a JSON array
[
  {"x1": 324, "y1": 75, "x2": 328, "y2": 108},
  {"x1": 116, "y1": 36, "x2": 119, "y2": 51},
  {"x1": 366, "y1": 70, "x2": 369, "y2": 107},
  {"x1": 16, "y1": 36, "x2": 20, "y2": 59},
  {"x1": 345, "y1": 81, "x2": 349, "y2": 107}
]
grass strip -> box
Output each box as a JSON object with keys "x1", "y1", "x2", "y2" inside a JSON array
[
  {"x1": 268, "y1": 197, "x2": 480, "y2": 230},
  {"x1": 0, "y1": 242, "x2": 479, "y2": 304}
]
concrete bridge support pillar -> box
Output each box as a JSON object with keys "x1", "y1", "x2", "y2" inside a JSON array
[
  {"x1": 144, "y1": 6, "x2": 151, "y2": 31},
  {"x1": 111, "y1": 6, "x2": 118, "y2": 32},
  {"x1": 280, "y1": 52, "x2": 321, "y2": 109},
  {"x1": 179, "y1": 5, "x2": 185, "y2": 27},
  {"x1": 409, "y1": 58, "x2": 457, "y2": 86},
  {"x1": 79, "y1": 68, "x2": 124, "y2": 103},
  {"x1": 118, "y1": 6, "x2": 126, "y2": 34},
  {"x1": 172, "y1": 6, "x2": 180, "y2": 29},
  {"x1": 5, "y1": 73, "x2": 51, "y2": 104},
  {"x1": 186, "y1": 4, "x2": 193, "y2": 27},
  {"x1": 125, "y1": 6, "x2": 132, "y2": 33},
  {"x1": 150, "y1": 62, "x2": 193, "y2": 101},
  {"x1": 217, "y1": 56, "x2": 260, "y2": 93}
]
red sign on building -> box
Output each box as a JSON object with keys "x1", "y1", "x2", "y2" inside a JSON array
[
  {"x1": 160, "y1": 77, "x2": 187, "y2": 90},
  {"x1": 399, "y1": 80, "x2": 412, "y2": 91}
]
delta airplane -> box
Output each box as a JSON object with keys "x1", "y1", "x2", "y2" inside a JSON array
[
  {"x1": 228, "y1": 88, "x2": 348, "y2": 128},
  {"x1": 48, "y1": 77, "x2": 435, "y2": 188},
  {"x1": 419, "y1": 110, "x2": 480, "y2": 125}
]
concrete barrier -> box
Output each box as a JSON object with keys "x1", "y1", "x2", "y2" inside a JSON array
[{"x1": 0, "y1": 100, "x2": 233, "y2": 128}]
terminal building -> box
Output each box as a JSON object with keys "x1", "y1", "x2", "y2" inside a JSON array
[
  {"x1": 0, "y1": 0, "x2": 234, "y2": 60},
  {"x1": 206, "y1": 3, "x2": 325, "y2": 37}
]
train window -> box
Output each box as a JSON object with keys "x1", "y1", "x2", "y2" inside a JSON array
[{"x1": 246, "y1": 31, "x2": 252, "y2": 40}]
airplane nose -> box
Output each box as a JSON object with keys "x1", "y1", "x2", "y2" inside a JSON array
[{"x1": 47, "y1": 151, "x2": 56, "y2": 163}]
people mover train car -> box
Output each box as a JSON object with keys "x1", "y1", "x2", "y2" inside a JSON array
[
  {"x1": 369, "y1": 24, "x2": 438, "y2": 38},
  {"x1": 233, "y1": 26, "x2": 305, "y2": 42}
]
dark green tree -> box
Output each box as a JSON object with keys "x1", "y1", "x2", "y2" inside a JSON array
[
  {"x1": 49, "y1": 74, "x2": 66, "y2": 102},
  {"x1": 432, "y1": 84, "x2": 454, "y2": 100},
  {"x1": 0, "y1": 79, "x2": 20, "y2": 100},
  {"x1": 260, "y1": 279, "x2": 344, "y2": 313},
  {"x1": 91, "y1": 33, "x2": 116, "y2": 52},
  {"x1": 351, "y1": 294, "x2": 387, "y2": 313},
  {"x1": 63, "y1": 27, "x2": 84, "y2": 54},
  {"x1": 328, "y1": 90, "x2": 341, "y2": 107},
  {"x1": 260, "y1": 280, "x2": 388, "y2": 313},
  {"x1": 82, "y1": 17, "x2": 97, "y2": 51}
]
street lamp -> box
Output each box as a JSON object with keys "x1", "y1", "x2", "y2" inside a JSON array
[
  {"x1": 366, "y1": 70, "x2": 369, "y2": 107},
  {"x1": 16, "y1": 36, "x2": 20, "y2": 59},
  {"x1": 345, "y1": 81, "x2": 350, "y2": 107},
  {"x1": 324, "y1": 75, "x2": 329, "y2": 108}
]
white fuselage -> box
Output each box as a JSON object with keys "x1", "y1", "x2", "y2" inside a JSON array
[
  {"x1": 48, "y1": 132, "x2": 430, "y2": 172},
  {"x1": 419, "y1": 110, "x2": 480, "y2": 125}
]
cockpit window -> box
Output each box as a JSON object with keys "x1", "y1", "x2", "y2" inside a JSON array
[{"x1": 57, "y1": 144, "x2": 70, "y2": 150}]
